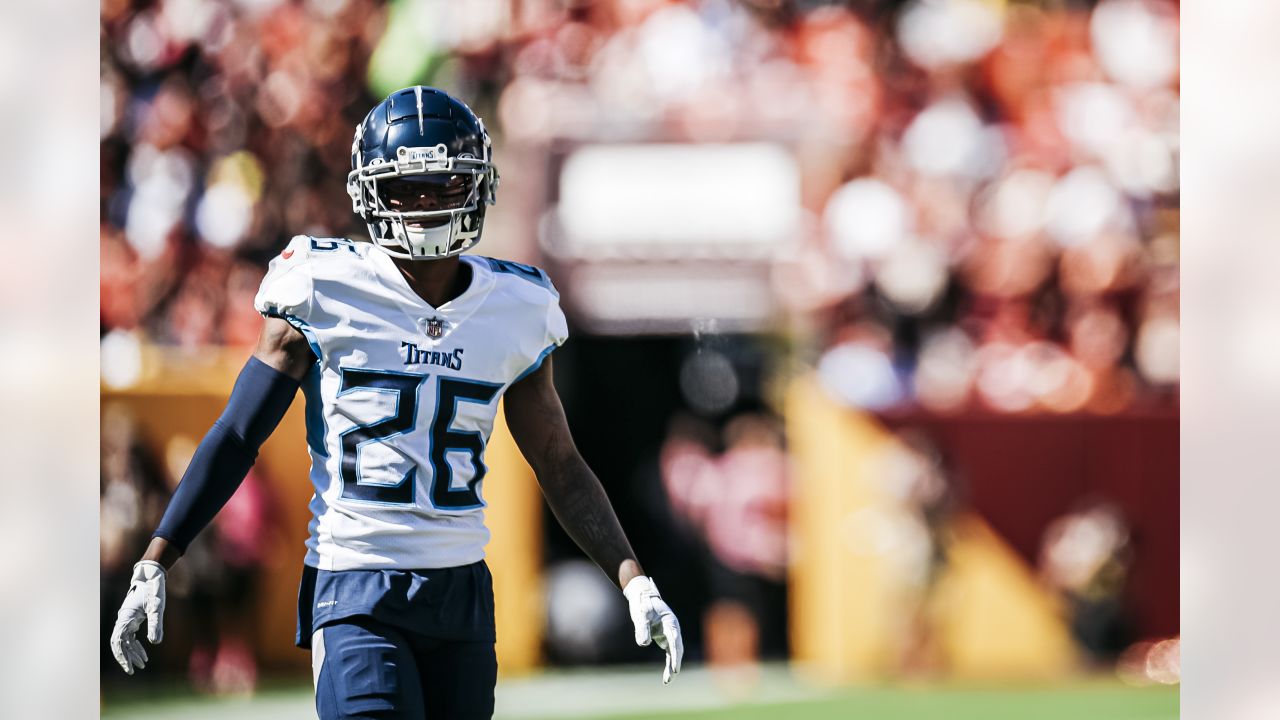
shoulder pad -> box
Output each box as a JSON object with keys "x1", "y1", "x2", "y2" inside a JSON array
[
  {"x1": 478, "y1": 256, "x2": 558, "y2": 296},
  {"x1": 254, "y1": 235, "x2": 316, "y2": 322},
  {"x1": 475, "y1": 256, "x2": 568, "y2": 351}
]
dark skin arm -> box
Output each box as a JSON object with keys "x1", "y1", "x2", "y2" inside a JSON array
[
  {"x1": 503, "y1": 355, "x2": 645, "y2": 590},
  {"x1": 140, "y1": 316, "x2": 316, "y2": 569}
]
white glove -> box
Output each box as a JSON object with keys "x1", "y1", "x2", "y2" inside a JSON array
[
  {"x1": 624, "y1": 576, "x2": 684, "y2": 684},
  {"x1": 110, "y1": 560, "x2": 167, "y2": 675}
]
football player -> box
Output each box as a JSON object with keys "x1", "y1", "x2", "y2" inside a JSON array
[{"x1": 109, "y1": 86, "x2": 683, "y2": 719}]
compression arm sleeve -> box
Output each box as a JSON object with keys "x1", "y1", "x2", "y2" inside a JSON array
[{"x1": 152, "y1": 356, "x2": 302, "y2": 552}]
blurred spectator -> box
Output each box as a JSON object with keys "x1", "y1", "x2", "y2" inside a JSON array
[
  {"x1": 100, "y1": 403, "x2": 170, "y2": 676},
  {"x1": 1039, "y1": 499, "x2": 1134, "y2": 662},
  {"x1": 662, "y1": 412, "x2": 789, "y2": 679},
  {"x1": 870, "y1": 427, "x2": 959, "y2": 675}
]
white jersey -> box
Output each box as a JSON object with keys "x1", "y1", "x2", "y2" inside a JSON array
[{"x1": 254, "y1": 235, "x2": 568, "y2": 571}]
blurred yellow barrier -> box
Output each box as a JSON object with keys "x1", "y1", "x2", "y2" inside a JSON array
[
  {"x1": 102, "y1": 347, "x2": 544, "y2": 675},
  {"x1": 786, "y1": 375, "x2": 1078, "y2": 683},
  {"x1": 484, "y1": 403, "x2": 545, "y2": 676},
  {"x1": 786, "y1": 375, "x2": 909, "y2": 682},
  {"x1": 930, "y1": 515, "x2": 1079, "y2": 680}
]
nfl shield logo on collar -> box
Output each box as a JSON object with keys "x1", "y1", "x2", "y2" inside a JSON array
[{"x1": 424, "y1": 317, "x2": 446, "y2": 339}]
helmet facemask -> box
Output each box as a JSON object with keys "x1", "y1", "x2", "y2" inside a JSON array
[{"x1": 347, "y1": 131, "x2": 500, "y2": 260}]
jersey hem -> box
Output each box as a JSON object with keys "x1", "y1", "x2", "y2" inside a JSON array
[{"x1": 303, "y1": 550, "x2": 489, "y2": 572}]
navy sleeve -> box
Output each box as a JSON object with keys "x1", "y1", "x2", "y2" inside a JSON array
[{"x1": 152, "y1": 356, "x2": 301, "y2": 552}]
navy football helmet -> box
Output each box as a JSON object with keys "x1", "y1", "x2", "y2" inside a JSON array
[{"x1": 347, "y1": 86, "x2": 499, "y2": 259}]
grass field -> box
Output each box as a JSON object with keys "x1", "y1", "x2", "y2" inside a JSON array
[
  {"x1": 601, "y1": 686, "x2": 1179, "y2": 720},
  {"x1": 101, "y1": 664, "x2": 1178, "y2": 720}
]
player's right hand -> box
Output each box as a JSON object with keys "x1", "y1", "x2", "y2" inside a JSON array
[{"x1": 110, "y1": 560, "x2": 167, "y2": 675}]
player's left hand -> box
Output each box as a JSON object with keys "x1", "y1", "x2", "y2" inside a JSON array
[
  {"x1": 624, "y1": 576, "x2": 684, "y2": 684},
  {"x1": 110, "y1": 560, "x2": 167, "y2": 675}
]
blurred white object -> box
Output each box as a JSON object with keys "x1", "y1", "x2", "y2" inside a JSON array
[
  {"x1": 1106, "y1": 127, "x2": 1180, "y2": 197},
  {"x1": 1118, "y1": 637, "x2": 1180, "y2": 686},
  {"x1": 898, "y1": 0, "x2": 1004, "y2": 70},
  {"x1": 124, "y1": 183, "x2": 182, "y2": 260},
  {"x1": 976, "y1": 168, "x2": 1055, "y2": 241},
  {"x1": 125, "y1": 145, "x2": 196, "y2": 260},
  {"x1": 1024, "y1": 341, "x2": 1091, "y2": 413},
  {"x1": 1041, "y1": 504, "x2": 1129, "y2": 593},
  {"x1": 1054, "y1": 82, "x2": 1137, "y2": 159},
  {"x1": 975, "y1": 342, "x2": 1035, "y2": 412},
  {"x1": 1135, "y1": 314, "x2": 1179, "y2": 384},
  {"x1": 551, "y1": 143, "x2": 799, "y2": 333},
  {"x1": 100, "y1": 330, "x2": 145, "y2": 390},
  {"x1": 161, "y1": 0, "x2": 221, "y2": 45},
  {"x1": 1043, "y1": 167, "x2": 1123, "y2": 247},
  {"x1": 915, "y1": 327, "x2": 978, "y2": 411},
  {"x1": 1145, "y1": 637, "x2": 1180, "y2": 685},
  {"x1": 555, "y1": 143, "x2": 799, "y2": 257},
  {"x1": 635, "y1": 3, "x2": 729, "y2": 103},
  {"x1": 824, "y1": 178, "x2": 911, "y2": 261},
  {"x1": 196, "y1": 182, "x2": 255, "y2": 248},
  {"x1": 122, "y1": 11, "x2": 168, "y2": 73},
  {"x1": 1051, "y1": 79, "x2": 1176, "y2": 198},
  {"x1": 875, "y1": 238, "x2": 948, "y2": 314},
  {"x1": 544, "y1": 560, "x2": 625, "y2": 664},
  {"x1": 100, "y1": 72, "x2": 122, "y2": 139},
  {"x1": 1090, "y1": 0, "x2": 1179, "y2": 90},
  {"x1": 817, "y1": 342, "x2": 902, "y2": 409},
  {"x1": 902, "y1": 98, "x2": 999, "y2": 178}
]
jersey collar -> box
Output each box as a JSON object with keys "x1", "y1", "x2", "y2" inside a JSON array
[{"x1": 368, "y1": 246, "x2": 496, "y2": 340}]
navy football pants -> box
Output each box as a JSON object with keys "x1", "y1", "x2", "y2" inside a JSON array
[{"x1": 312, "y1": 616, "x2": 497, "y2": 719}]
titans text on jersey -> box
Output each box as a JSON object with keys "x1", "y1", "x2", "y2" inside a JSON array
[
  {"x1": 254, "y1": 234, "x2": 568, "y2": 571},
  {"x1": 401, "y1": 342, "x2": 464, "y2": 370}
]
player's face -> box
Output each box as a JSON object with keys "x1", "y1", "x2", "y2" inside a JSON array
[{"x1": 380, "y1": 175, "x2": 472, "y2": 228}]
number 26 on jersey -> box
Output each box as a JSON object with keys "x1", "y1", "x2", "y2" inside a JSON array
[{"x1": 336, "y1": 368, "x2": 501, "y2": 510}]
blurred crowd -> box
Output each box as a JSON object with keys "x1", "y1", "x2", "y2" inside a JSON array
[
  {"x1": 101, "y1": 0, "x2": 1180, "y2": 685},
  {"x1": 101, "y1": 0, "x2": 1179, "y2": 416}
]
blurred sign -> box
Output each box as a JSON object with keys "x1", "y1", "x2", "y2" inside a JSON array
[
  {"x1": 545, "y1": 143, "x2": 800, "y2": 334},
  {"x1": 550, "y1": 143, "x2": 800, "y2": 259}
]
